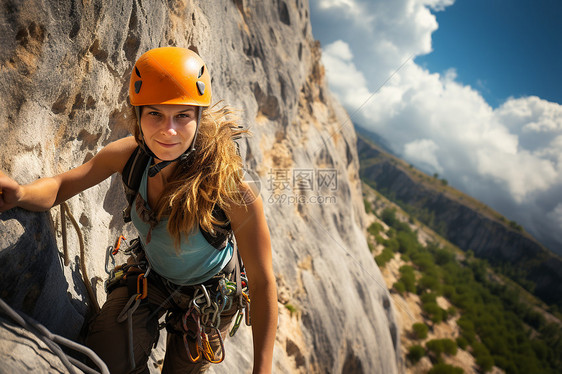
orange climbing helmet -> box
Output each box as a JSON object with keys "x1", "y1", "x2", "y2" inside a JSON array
[{"x1": 129, "y1": 47, "x2": 212, "y2": 107}]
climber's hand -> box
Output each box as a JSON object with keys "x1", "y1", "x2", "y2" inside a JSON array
[{"x1": 0, "y1": 171, "x2": 23, "y2": 212}]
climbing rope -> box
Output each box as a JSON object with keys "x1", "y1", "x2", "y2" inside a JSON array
[
  {"x1": 60, "y1": 201, "x2": 70, "y2": 266},
  {"x1": 60, "y1": 202, "x2": 100, "y2": 314},
  {"x1": 0, "y1": 297, "x2": 109, "y2": 374}
]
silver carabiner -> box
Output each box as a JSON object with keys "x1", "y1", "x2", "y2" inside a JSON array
[
  {"x1": 196, "y1": 284, "x2": 212, "y2": 308},
  {"x1": 143, "y1": 263, "x2": 151, "y2": 278}
]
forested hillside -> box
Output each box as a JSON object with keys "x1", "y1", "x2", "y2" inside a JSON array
[
  {"x1": 363, "y1": 183, "x2": 562, "y2": 373},
  {"x1": 358, "y1": 133, "x2": 562, "y2": 311}
]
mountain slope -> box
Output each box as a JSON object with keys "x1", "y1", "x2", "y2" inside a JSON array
[
  {"x1": 358, "y1": 133, "x2": 562, "y2": 310},
  {"x1": 363, "y1": 182, "x2": 562, "y2": 373}
]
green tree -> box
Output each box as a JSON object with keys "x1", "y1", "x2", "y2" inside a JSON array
[
  {"x1": 407, "y1": 345, "x2": 425, "y2": 364},
  {"x1": 382, "y1": 237, "x2": 399, "y2": 252},
  {"x1": 412, "y1": 323, "x2": 429, "y2": 340},
  {"x1": 418, "y1": 273, "x2": 441, "y2": 294},
  {"x1": 393, "y1": 280, "x2": 406, "y2": 294},
  {"x1": 426, "y1": 339, "x2": 458, "y2": 361},
  {"x1": 399, "y1": 265, "x2": 416, "y2": 293},
  {"x1": 381, "y1": 207, "x2": 399, "y2": 227},
  {"x1": 375, "y1": 248, "x2": 394, "y2": 268},
  {"x1": 426, "y1": 339, "x2": 444, "y2": 362},
  {"x1": 367, "y1": 222, "x2": 383, "y2": 236},
  {"x1": 397, "y1": 230, "x2": 418, "y2": 254},
  {"x1": 442, "y1": 339, "x2": 458, "y2": 356},
  {"x1": 472, "y1": 342, "x2": 494, "y2": 373},
  {"x1": 455, "y1": 336, "x2": 468, "y2": 350},
  {"x1": 432, "y1": 247, "x2": 455, "y2": 265}
]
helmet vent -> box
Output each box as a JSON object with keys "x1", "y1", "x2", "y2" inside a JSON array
[
  {"x1": 135, "y1": 67, "x2": 141, "y2": 78},
  {"x1": 198, "y1": 66, "x2": 204, "y2": 78},
  {"x1": 134, "y1": 80, "x2": 142, "y2": 94},
  {"x1": 196, "y1": 81, "x2": 205, "y2": 95}
]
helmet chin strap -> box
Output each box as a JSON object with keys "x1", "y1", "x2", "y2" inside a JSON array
[{"x1": 135, "y1": 106, "x2": 203, "y2": 178}]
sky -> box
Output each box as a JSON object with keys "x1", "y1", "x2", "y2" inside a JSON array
[{"x1": 309, "y1": 0, "x2": 562, "y2": 254}]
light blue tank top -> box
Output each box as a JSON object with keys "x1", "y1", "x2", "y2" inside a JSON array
[{"x1": 130, "y1": 160, "x2": 233, "y2": 286}]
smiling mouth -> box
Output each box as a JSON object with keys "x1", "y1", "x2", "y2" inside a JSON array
[{"x1": 156, "y1": 141, "x2": 178, "y2": 148}]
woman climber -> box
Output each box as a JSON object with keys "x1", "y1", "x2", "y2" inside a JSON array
[{"x1": 0, "y1": 47, "x2": 277, "y2": 374}]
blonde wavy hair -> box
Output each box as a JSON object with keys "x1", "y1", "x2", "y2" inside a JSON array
[{"x1": 129, "y1": 103, "x2": 249, "y2": 251}]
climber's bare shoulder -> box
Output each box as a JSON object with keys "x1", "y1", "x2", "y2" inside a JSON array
[{"x1": 53, "y1": 136, "x2": 138, "y2": 204}]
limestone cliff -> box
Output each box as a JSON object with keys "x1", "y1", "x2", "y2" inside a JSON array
[
  {"x1": 0, "y1": 1, "x2": 400, "y2": 373},
  {"x1": 358, "y1": 134, "x2": 562, "y2": 309}
]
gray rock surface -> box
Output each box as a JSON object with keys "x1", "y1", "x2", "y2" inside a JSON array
[
  {"x1": 0, "y1": 1, "x2": 401, "y2": 373},
  {"x1": 0, "y1": 315, "x2": 69, "y2": 374}
]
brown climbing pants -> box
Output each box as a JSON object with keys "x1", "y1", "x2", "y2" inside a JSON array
[{"x1": 85, "y1": 277, "x2": 238, "y2": 374}]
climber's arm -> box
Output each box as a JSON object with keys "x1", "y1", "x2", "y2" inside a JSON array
[
  {"x1": 0, "y1": 137, "x2": 137, "y2": 212},
  {"x1": 227, "y1": 184, "x2": 277, "y2": 374}
]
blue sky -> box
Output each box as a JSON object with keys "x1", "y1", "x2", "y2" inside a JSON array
[
  {"x1": 416, "y1": 0, "x2": 562, "y2": 108},
  {"x1": 309, "y1": 0, "x2": 562, "y2": 254}
]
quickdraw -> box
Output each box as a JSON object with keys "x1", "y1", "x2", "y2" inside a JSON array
[
  {"x1": 175, "y1": 275, "x2": 251, "y2": 364},
  {"x1": 105, "y1": 235, "x2": 127, "y2": 275},
  {"x1": 116, "y1": 269, "x2": 151, "y2": 372},
  {"x1": 182, "y1": 306, "x2": 226, "y2": 364},
  {"x1": 229, "y1": 272, "x2": 251, "y2": 337},
  {"x1": 103, "y1": 237, "x2": 139, "y2": 294}
]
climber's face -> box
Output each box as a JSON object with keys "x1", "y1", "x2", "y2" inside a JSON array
[{"x1": 140, "y1": 104, "x2": 198, "y2": 162}]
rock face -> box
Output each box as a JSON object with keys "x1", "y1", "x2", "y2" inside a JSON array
[
  {"x1": 358, "y1": 135, "x2": 562, "y2": 309},
  {"x1": 0, "y1": 1, "x2": 400, "y2": 373}
]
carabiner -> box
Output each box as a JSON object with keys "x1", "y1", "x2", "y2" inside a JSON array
[
  {"x1": 201, "y1": 328, "x2": 225, "y2": 364},
  {"x1": 112, "y1": 235, "x2": 127, "y2": 255},
  {"x1": 229, "y1": 309, "x2": 244, "y2": 337},
  {"x1": 192, "y1": 285, "x2": 212, "y2": 312},
  {"x1": 199, "y1": 285, "x2": 212, "y2": 308},
  {"x1": 184, "y1": 333, "x2": 202, "y2": 363},
  {"x1": 182, "y1": 307, "x2": 198, "y2": 332},
  {"x1": 244, "y1": 299, "x2": 251, "y2": 326},
  {"x1": 135, "y1": 273, "x2": 148, "y2": 300}
]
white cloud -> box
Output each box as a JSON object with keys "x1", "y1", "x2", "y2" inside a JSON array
[
  {"x1": 323, "y1": 39, "x2": 354, "y2": 61},
  {"x1": 312, "y1": 0, "x2": 454, "y2": 90},
  {"x1": 475, "y1": 148, "x2": 557, "y2": 202},
  {"x1": 322, "y1": 40, "x2": 373, "y2": 112},
  {"x1": 318, "y1": 0, "x2": 355, "y2": 8},
  {"x1": 404, "y1": 139, "x2": 443, "y2": 173},
  {"x1": 423, "y1": 0, "x2": 455, "y2": 12},
  {"x1": 316, "y1": 0, "x2": 373, "y2": 31},
  {"x1": 311, "y1": 0, "x2": 562, "y2": 251},
  {"x1": 496, "y1": 96, "x2": 562, "y2": 155}
]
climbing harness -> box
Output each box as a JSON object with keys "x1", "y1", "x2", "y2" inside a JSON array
[
  {"x1": 104, "y1": 235, "x2": 251, "y2": 368},
  {"x1": 0, "y1": 297, "x2": 109, "y2": 374}
]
